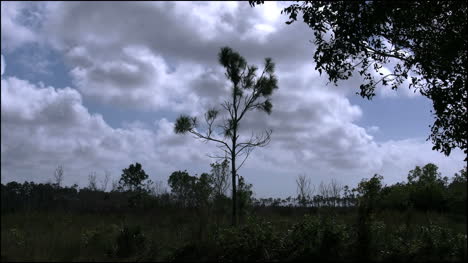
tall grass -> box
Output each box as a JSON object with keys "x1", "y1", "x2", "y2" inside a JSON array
[{"x1": 1, "y1": 209, "x2": 466, "y2": 262}]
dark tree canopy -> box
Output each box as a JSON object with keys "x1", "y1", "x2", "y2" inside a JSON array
[
  {"x1": 250, "y1": 1, "x2": 467, "y2": 160},
  {"x1": 168, "y1": 170, "x2": 217, "y2": 208},
  {"x1": 118, "y1": 162, "x2": 149, "y2": 192}
]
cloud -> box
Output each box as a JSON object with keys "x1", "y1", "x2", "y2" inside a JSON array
[
  {"x1": 1, "y1": 2, "x2": 41, "y2": 51},
  {"x1": 0, "y1": 72, "x2": 219, "y2": 187},
  {"x1": 1, "y1": 54, "x2": 4, "y2": 75},
  {"x1": 37, "y1": 2, "x2": 317, "y2": 112}
]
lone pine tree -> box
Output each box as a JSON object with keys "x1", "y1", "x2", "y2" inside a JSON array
[{"x1": 175, "y1": 47, "x2": 278, "y2": 225}]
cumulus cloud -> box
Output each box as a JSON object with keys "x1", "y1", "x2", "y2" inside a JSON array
[
  {"x1": 1, "y1": 2, "x2": 41, "y2": 51},
  {"x1": 0, "y1": 72, "x2": 217, "y2": 187},
  {"x1": 37, "y1": 1, "x2": 318, "y2": 112}
]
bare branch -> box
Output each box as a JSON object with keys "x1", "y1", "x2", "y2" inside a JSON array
[
  {"x1": 88, "y1": 172, "x2": 98, "y2": 191},
  {"x1": 296, "y1": 174, "x2": 313, "y2": 206},
  {"x1": 53, "y1": 165, "x2": 64, "y2": 188},
  {"x1": 236, "y1": 129, "x2": 272, "y2": 156},
  {"x1": 364, "y1": 44, "x2": 411, "y2": 63},
  {"x1": 100, "y1": 170, "x2": 110, "y2": 192},
  {"x1": 188, "y1": 129, "x2": 232, "y2": 152},
  {"x1": 236, "y1": 146, "x2": 253, "y2": 171}
]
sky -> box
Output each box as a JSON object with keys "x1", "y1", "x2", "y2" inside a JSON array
[{"x1": 1, "y1": 1, "x2": 465, "y2": 198}]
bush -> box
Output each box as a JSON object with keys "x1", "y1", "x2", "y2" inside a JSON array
[
  {"x1": 282, "y1": 214, "x2": 352, "y2": 261},
  {"x1": 169, "y1": 241, "x2": 215, "y2": 262},
  {"x1": 381, "y1": 223, "x2": 467, "y2": 262},
  {"x1": 113, "y1": 224, "x2": 147, "y2": 258},
  {"x1": 215, "y1": 216, "x2": 281, "y2": 262},
  {"x1": 8, "y1": 228, "x2": 26, "y2": 247},
  {"x1": 80, "y1": 224, "x2": 120, "y2": 259}
]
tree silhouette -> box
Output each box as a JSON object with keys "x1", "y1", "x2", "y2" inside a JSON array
[
  {"x1": 296, "y1": 174, "x2": 313, "y2": 207},
  {"x1": 174, "y1": 46, "x2": 278, "y2": 225},
  {"x1": 407, "y1": 163, "x2": 447, "y2": 211},
  {"x1": 210, "y1": 159, "x2": 231, "y2": 198},
  {"x1": 87, "y1": 172, "x2": 98, "y2": 191},
  {"x1": 250, "y1": 1, "x2": 467, "y2": 161},
  {"x1": 168, "y1": 170, "x2": 197, "y2": 207},
  {"x1": 100, "y1": 170, "x2": 111, "y2": 192},
  {"x1": 118, "y1": 162, "x2": 149, "y2": 192},
  {"x1": 53, "y1": 165, "x2": 64, "y2": 188}
]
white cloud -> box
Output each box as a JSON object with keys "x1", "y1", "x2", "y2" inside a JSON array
[
  {"x1": 37, "y1": 1, "x2": 313, "y2": 112},
  {"x1": 1, "y1": 73, "x2": 217, "y2": 188},
  {"x1": 1, "y1": 2, "x2": 40, "y2": 51}
]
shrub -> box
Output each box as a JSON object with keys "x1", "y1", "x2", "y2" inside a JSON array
[
  {"x1": 8, "y1": 228, "x2": 26, "y2": 247},
  {"x1": 282, "y1": 214, "x2": 352, "y2": 261},
  {"x1": 113, "y1": 224, "x2": 147, "y2": 258},
  {"x1": 169, "y1": 241, "x2": 215, "y2": 262},
  {"x1": 80, "y1": 224, "x2": 120, "y2": 259},
  {"x1": 215, "y1": 216, "x2": 281, "y2": 262},
  {"x1": 381, "y1": 223, "x2": 467, "y2": 262}
]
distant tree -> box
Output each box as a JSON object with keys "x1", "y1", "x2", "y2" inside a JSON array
[
  {"x1": 342, "y1": 185, "x2": 356, "y2": 207},
  {"x1": 407, "y1": 163, "x2": 447, "y2": 211},
  {"x1": 195, "y1": 173, "x2": 215, "y2": 207},
  {"x1": 100, "y1": 170, "x2": 111, "y2": 192},
  {"x1": 447, "y1": 167, "x2": 467, "y2": 213},
  {"x1": 355, "y1": 174, "x2": 384, "y2": 212},
  {"x1": 168, "y1": 170, "x2": 197, "y2": 207},
  {"x1": 379, "y1": 182, "x2": 411, "y2": 211},
  {"x1": 174, "y1": 47, "x2": 279, "y2": 225},
  {"x1": 210, "y1": 159, "x2": 231, "y2": 198},
  {"x1": 329, "y1": 179, "x2": 343, "y2": 207},
  {"x1": 118, "y1": 163, "x2": 149, "y2": 192},
  {"x1": 318, "y1": 181, "x2": 331, "y2": 207},
  {"x1": 53, "y1": 165, "x2": 64, "y2": 188},
  {"x1": 168, "y1": 170, "x2": 215, "y2": 208},
  {"x1": 87, "y1": 172, "x2": 98, "y2": 191},
  {"x1": 250, "y1": 1, "x2": 468, "y2": 161},
  {"x1": 148, "y1": 179, "x2": 167, "y2": 197},
  {"x1": 111, "y1": 178, "x2": 119, "y2": 192},
  {"x1": 407, "y1": 163, "x2": 441, "y2": 184},
  {"x1": 296, "y1": 174, "x2": 313, "y2": 207},
  {"x1": 452, "y1": 167, "x2": 467, "y2": 184}
]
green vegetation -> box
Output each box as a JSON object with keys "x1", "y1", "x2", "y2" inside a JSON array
[{"x1": 1, "y1": 163, "x2": 466, "y2": 262}]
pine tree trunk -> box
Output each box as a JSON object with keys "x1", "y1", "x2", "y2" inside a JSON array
[{"x1": 231, "y1": 141, "x2": 237, "y2": 226}]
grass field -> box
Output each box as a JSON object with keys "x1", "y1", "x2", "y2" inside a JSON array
[{"x1": 2, "y1": 208, "x2": 466, "y2": 262}]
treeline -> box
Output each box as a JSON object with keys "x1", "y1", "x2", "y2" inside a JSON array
[
  {"x1": 1, "y1": 162, "x2": 466, "y2": 216},
  {"x1": 289, "y1": 163, "x2": 467, "y2": 214}
]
